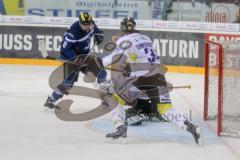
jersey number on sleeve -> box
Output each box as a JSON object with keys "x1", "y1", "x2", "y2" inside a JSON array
[{"x1": 62, "y1": 41, "x2": 68, "y2": 48}]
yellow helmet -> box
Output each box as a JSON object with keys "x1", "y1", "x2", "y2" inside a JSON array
[{"x1": 79, "y1": 12, "x2": 92, "y2": 25}]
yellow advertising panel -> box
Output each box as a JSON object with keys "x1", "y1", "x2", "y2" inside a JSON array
[{"x1": 0, "y1": 0, "x2": 25, "y2": 15}]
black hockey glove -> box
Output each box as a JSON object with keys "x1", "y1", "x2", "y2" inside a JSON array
[
  {"x1": 73, "y1": 56, "x2": 86, "y2": 66},
  {"x1": 94, "y1": 31, "x2": 104, "y2": 45}
]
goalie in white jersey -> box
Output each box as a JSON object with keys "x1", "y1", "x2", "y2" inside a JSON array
[{"x1": 101, "y1": 17, "x2": 203, "y2": 145}]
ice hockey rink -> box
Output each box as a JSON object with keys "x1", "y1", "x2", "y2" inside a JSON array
[{"x1": 0, "y1": 64, "x2": 239, "y2": 160}]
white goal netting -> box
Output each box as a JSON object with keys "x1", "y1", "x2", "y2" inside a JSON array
[{"x1": 205, "y1": 41, "x2": 240, "y2": 137}]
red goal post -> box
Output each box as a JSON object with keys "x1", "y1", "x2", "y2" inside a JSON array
[{"x1": 204, "y1": 40, "x2": 240, "y2": 137}]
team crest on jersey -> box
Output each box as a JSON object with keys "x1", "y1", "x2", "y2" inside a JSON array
[{"x1": 104, "y1": 42, "x2": 117, "y2": 52}]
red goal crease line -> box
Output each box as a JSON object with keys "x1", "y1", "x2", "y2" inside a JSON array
[{"x1": 0, "y1": 58, "x2": 205, "y2": 75}]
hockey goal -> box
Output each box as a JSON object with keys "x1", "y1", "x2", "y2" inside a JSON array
[{"x1": 204, "y1": 40, "x2": 240, "y2": 137}]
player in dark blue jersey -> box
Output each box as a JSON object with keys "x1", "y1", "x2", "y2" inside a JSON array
[
  {"x1": 60, "y1": 13, "x2": 104, "y2": 60},
  {"x1": 44, "y1": 12, "x2": 106, "y2": 109}
]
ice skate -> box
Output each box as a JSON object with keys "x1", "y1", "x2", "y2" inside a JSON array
[
  {"x1": 105, "y1": 124, "x2": 127, "y2": 144},
  {"x1": 44, "y1": 96, "x2": 60, "y2": 110},
  {"x1": 185, "y1": 121, "x2": 204, "y2": 146}
]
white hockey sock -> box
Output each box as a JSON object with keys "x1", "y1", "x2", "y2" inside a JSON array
[
  {"x1": 163, "y1": 107, "x2": 188, "y2": 130},
  {"x1": 111, "y1": 104, "x2": 126, "y2": 129}
]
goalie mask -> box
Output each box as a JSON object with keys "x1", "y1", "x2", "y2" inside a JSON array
[{"x1": 120, "y1": 17, "x2": 136, "y2": 34}]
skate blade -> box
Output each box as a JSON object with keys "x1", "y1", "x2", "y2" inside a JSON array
[
  {"x1": 42, "y1": 107, "x2": 61, "y2": 113},
  {"x1": 42, "y1": 108, "x2": 54, "y2": 113},
  {"x1": 196, "y1": 127, "x2": 204, "y2": 147},
  {"x1": 105, "y1": 137, "x2": 127, "y2": 144}
]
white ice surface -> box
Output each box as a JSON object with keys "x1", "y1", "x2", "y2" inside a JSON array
[{"x1": 0, "y1": 64, "x2": 239, "y2": 160}]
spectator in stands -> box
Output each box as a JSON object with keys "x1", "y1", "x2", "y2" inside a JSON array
[{"x1": 233, "y1": 9, "x2": 240, "y2": 23}]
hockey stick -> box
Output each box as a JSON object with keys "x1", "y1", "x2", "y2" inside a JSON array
[
  {"x1": 103, "y1": 40, "x2": 131, "y2": 66},
  {"x1": 168, "y1": 85, "x2": 191, "y2": 89},
  {"x1": 39, "y1": 39, "x2": 53, "y2": 59},
  {"x1": 39, "y1": 38, "x2": 97, "y2": 61},
  {"x1": 39, "y1": 39, "x2": 120, "y2": 72},
  {"x1": 39, "y1": 42, "x2": 193, "y2": 85},
  {"x1": 39, "y1": 39, "x2": 125, "y2": 73}
]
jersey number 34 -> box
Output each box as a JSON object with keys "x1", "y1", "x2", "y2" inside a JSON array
[{"x1": 144, "y1": 48, "x2": 156, "y2": 63}]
